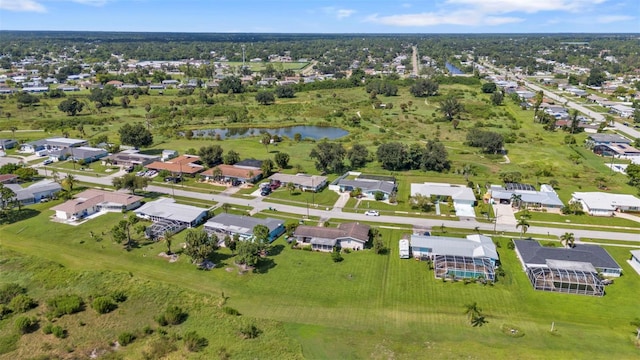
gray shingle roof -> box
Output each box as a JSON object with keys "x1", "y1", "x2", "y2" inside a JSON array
[
  {"x1": 514, "y1": 240, "x2": 621, "y2": 270},
  {"x1": 204, "y1": 213, "x2": 282, "y2": 235}
]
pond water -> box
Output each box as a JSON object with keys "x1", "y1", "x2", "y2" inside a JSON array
[
  {"x1": 186, "y1": 126, "x2": 349, "y2": 140},
  {"x1": 445, "y1": 62, "x2": 464, "y2": 75}
]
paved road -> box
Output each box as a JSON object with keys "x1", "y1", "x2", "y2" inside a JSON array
[
  {"x1": 483, "y1": 62, "x2": 639, "y2": 139},
  {"x1": 36, "y1": 167, "x2": 640, "y2": 243}
]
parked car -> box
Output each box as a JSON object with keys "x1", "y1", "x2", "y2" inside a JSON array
[
  {"x1": 43, "y1": 159, "x2": 53, "y2": 165},
  {"x1": 270, "y1": 180, "x2": 281, "y2": 190},
  {"x1": 364, "y1": 210, "x2": 380, "y2": 216},
  {"x1": 124, "y1": 166, "x2": 134, "y2": 173},
  {"x1": 261, "y1": 187, "x2": 272, "y2": 196},
  {"x1": 164, "y1": 176, "x2": 182, "y2": 183}
]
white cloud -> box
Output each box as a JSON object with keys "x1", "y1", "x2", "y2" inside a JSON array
[
  {"x1": 366, "y1": 0, "x2": 609, "y2": 27},
  {"x1": 0, "y1": 0, "x2": 47, "y2": 12},
  {"x1": 322, "y1": 7, "x2": 355, "y2": 20},
  {"x1": 69, "y1": 0, "x2": 109, "y2": 5},
  {"x1": 401, "y1": 3, "x2": 412, "y2": 8},
  {"x1": 596, "y1": 15, "x2": 635, "y2": 23},
  {"x1": 366, "y1": 10, "x2": 522, "y2": 27}
]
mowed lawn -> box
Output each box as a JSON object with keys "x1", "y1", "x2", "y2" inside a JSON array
[{"x1": 1, "y1": 202, "x2": 639, "y2": 359}]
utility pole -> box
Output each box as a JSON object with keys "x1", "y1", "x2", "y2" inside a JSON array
[
  {"x1": 493, "y1": 207, "x2": 498, "y2": 234},
  {"x1": 241, "y1": 44, "x2": 246, "y2": 70}
]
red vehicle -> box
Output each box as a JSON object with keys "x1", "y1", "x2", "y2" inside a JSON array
[{"x1": 270, "y1": 180, "x2": 281, "y2": 190}]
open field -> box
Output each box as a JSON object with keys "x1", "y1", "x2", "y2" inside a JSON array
[{"x1": 0, "y1": 199, "x2": 639, "y2": 358}]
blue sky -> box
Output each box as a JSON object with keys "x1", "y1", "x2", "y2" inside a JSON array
[{"x1": 0, "y1": 0, "x2": 638, "y2": 33}]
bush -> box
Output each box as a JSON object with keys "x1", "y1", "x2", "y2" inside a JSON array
[
  {"x1": 331, "y1": 249, "x2": 343, "y2": 263},
  {"x1": 142, "y1": 336, "x2": 177, "y2": 359},
  {"x1": 111, "y1": 291, "x2": 127, "y2": 303},
  {"x1": 15, "y1": 316, "x2": 37, "y2": 334},
  {"x1": 164, "y1": 306, "x2": 187, "y2": 325},
  {"x1": 118, "y1": 332, "x2": 136, "y2": 346},
  {"x1": 0, "y1": 304, "x2": 11, "y2": 320},
  {"x1": 143, "y1": 325, "x2": 154, "y2": 335},
  {"x1": 222, "y1": 306, "x2": 240, "y2": 316},
  {"x1": 92, "y1": 296, "x2": 117, "y2": 314},
  {"x1": 155, "y1": 314, "x2": 168, "y2": 326},
  {"x1": 239, "y1": 323, "x2": 260, "y2": 339},
  {"x1": 183, "y1": 331, "x2": 208, "y2": 352},
  {"x1": 47, "y1": 294, "x2": 84, "y2": 318},
  {"x1": 42, "y1": 323, "x2": 54, "y2": 334},
  {"x1": 9, "y1": 294, "x2": 37, "y2": 313},
  {"x1": 0, "y1": 283, "x2": 25, "y2": 305},
  {"x1": 51, "y1": 325, "x2": 66, "y2": 338}
]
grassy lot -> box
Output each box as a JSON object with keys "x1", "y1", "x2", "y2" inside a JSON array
[
  {"x1": 522, "y1": 210, "x2": 640, "y2": 228},
  {"x1": 1, "y1": 202, "x2": 639, "y2": 358},
  {"x1": 265, "y1": 187, "x2": 340, "y2": 208}
]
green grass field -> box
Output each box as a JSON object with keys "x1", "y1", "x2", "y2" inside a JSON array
[{"x1": 0, "y1": 200, "x2": 639, "y2": 359}]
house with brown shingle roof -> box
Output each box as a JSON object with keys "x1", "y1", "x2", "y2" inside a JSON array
[
  {"x1": 293, "y1": 222, "x2": 370, "y2": 252},
  {"x1": 145, "y1": 155, "x2": 204, "y2": 176},
  {"x1": 200, "y1": 164, "x2": 262, "y2": 184},
  {"x1": 51, "y1": 189, "x2": 143, "y2": 221}
]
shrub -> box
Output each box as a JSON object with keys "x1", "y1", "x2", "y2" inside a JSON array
[
  {"x1": 164, "y1": 306, "x2": 187, "y2": 325},
  {"x1": 15, "y1": 316, "x2": 37, "y2": 334},
  {"x1": 222, "y1": 306, "x2": 240, "y2": 316},
  {"x1": 143, "y1": 325, "x2": 154, "y2": 335},
  {"x1": 47, "y1": 294, "x2": 84, "y2": 318},
  {"x1": 0, "y1": 283, "x2": 25, "y2": 305},
  {"x1": 111, "y1": 291, "x2": 127, "y2": 303},
  {"x1": 42, "y1": 323, "x2": 54, "y2": 334},
  {"x1": 331, "y1": 249, "x2": 343, "y2": 263},
  {"x1": 183, "y1": 331, "x2": 208, "y2": 352},
  {"x1": 154, "y1": 314, "x2": 168, "y2": 327},
  {"x1": 142, "y1": 336, "x2": 177, "y2": 359},
  {"x1": 92, "y1": 296, "x2": 117, "y2": 314},
  {"x1": 0, "y1": 304, "x2": 11, "y2": 320},
  {"x1": 118, "y1": 332, "x2": 135, "y2": 346},
  {"x1": 9, "y1": 294, "x2": 36, "y2": 313},
  {"x1": 239, "y1": 323, "x2": 260, "y2": 339},
  {"x1": 51, "y1": 325, "x2": 66, "y2": 339}
]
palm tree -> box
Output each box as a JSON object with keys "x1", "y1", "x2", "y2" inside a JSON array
[
  {"x1": 464, "y1": 302, "x2": 481, "y2": 321},
  {"x1": 62, "y1": 174, "x2": 77, "y2": 192},
  {"x1": 221, "y1": 203, "x2": 231, "y2": 213},
  {"x1": 510, "y1": 193, "x2": 522, "y2": 209},
  {"x1": 261, "y1": 133, "x2": 271, "y2": 152},
  {"x1": 212, "y1": 167, "x2": 223, "y2": 182},
  {"x1": 516, "y1": 217, "x2": 530, "y2": 239},
  {"x1": 163, "y1": 230, "x2": 174, "y2": 255},
  {"x1": 560, "y1": 232, "x2": 575, "y2": 248},
  {"x1": 286, "y1": 181, "x2": 296, "y2": 194}
]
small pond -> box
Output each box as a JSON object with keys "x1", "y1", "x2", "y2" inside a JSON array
[
  {"x1": 445, "y1": 62, "x2": 464, "y2": 75},
  {"x1": 185, "y1": 126, "x2": 349, "y2": 140}
]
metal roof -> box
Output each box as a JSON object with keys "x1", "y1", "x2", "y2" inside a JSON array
[
  {"x1": 571, "y1": 192, "x2": 640, "y2": 211},
  {"x1": 134, "y1": 198, "x2": 208, "y2": 224},
  {"x1": 514, "y1": 240, "x2": 621, "y2": 270},
  {"x1": 204, "y1": 213, "x2": 282, "y2": 235},
  {"x1": 336, "y1": 179, "x2": 396, "y2": 194},
  {"x1": 410, "y1": 234, "x2": 498, "y2": 260},
  {"x1": 410, "y1": 182, "x2": 476, "y2": 202}
]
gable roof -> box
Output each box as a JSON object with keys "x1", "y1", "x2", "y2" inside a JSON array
[
  {"x1": 513, "y1": 240, "x2": 621, "y2": 270},
  {"x1": 268, "y1": 173, "x2": 328, "y2": 188},
  {"x1": 134, "y1": 197, "x2": 207, "y2": 224},
  {"x1": 6, "y1": 180, "x2": 61, "y2": 201},
  {"x1": 146, "y1": 155, "x2": 203, "y2": 174},
  {"x1": 51, "y1": 189, "x2": 142, "y2": 214},
  {"x1": 410, "y1": 234, "x2": 498, "y2": 259},
  {"x1": 588, "y1": 133, "x2": 631, "y2": 144},
  {"x1": 201, "y1": 164, "x2": 262, "y2": 179},
  {"x1": 336, "y1": 179, "x2": 396, "y2": 194}
]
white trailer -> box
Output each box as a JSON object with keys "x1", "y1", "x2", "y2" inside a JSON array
[{"x1": 399, "y1": 239, "x2": 410, "y2": 259}]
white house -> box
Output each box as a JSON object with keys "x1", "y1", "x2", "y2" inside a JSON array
[
  {"x1": 51, "y1": 189, "x2": 142, "y2": 221},
  {"x1": 411, "y1": 182, "x2": 476, "y2": 217},
  {"x1": 571, "y1": 192, "x2": 640, "y2": 216},
  {"x1": 293, "y1": 223, "x2": 370, "y2": 252}
]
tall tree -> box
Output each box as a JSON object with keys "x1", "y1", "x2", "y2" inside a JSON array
[
  {"x1": 421, "y1": 140, "x2": 450, "y2": 172},
  {"x1": 261, "y1": 133, "x2": 272, "y2": 152},
  {"x1": 62, "y1": 174, "x2": 77, "y2": 193},
  {"x1": 255, "y1": 91, "x2": 275, "y2": 105},
  {"x1": 57, "y1": 98, "x2": 84, "y2": 116},
  {"x1": 274, "y1": 152, "x2": 290, "y2": 169},
  {"x1": 533, "y1": 90, "x2": 544, "y2": 122},
  {"x1": 347, "y1": 144, "x2": 369, "y2": 169},
  {"x1": 183, "y1": 229, "x2": 216, "y2": 264},
  {"x1": 516, "y1": 217, "x2": 530, "y2": 239},
  {"x1": 112, "y1": 173, "x2": 150, "y2": 195},
  {"x1": 438, "y1": 96, "x2": 464, "y2": 121},
  {"x1": 560, "y1": 232, "x2": 575, "y2": 248},
  {"x1": 223, "y1": 150, "x2": 240, "y2": 165},
  {"x1": 409, "y1": 78, "x2": 439, "y2": 97},
  {"x1": 236, "y1": 240, "x2": 260, "y2": 267},
  {"x1": 376, "y1": 142, "x2": 408, "y2": 171},
  {"x1": 198, "y1": 145, "x2": 224, "y2": 167},
  {"x1": 119, "y1": 123, "x2": 153, "y2": 149},
  {"x1": 309, "y1": 141, "x2": 346, "y2": 174},
  {"x1": 112, "y1": 213, "x2": 142, "y2": 250}
]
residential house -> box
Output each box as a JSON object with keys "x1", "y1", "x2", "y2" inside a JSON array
[
  {"x1": 134, "y1": 197, "x2": 209, "y2": 238},
  {"x1": 489, "y1": 184, "x2": 564, "y2": 210},
  {"x1": 200, "y1": 164, "x2": 262, "y2": 184},
  {"x1": 161, "y1": 150, "x2": 178, "y2": 162},
  {"x1": 51, "y1": 189, "x2": 142, "y2": 221},
  {"x1": 0, "y1": 139, "x2": 18, "y2": 150},
  {"x1": 49, "y1": 146, "x2": 108, "y2": 163},
  {"x1": 19, "y1": 137, "x2": 87, "y2": 154},
  {"x1": 514, "y1": 239, "x2": 622, "y2": 296},
  {"x1": 610, "y1": 104, "x2": 634, "y2": 118},
  {"x1": 411, "y1": 182, "x2": 476, "y2": 217},
  {"x1": 5, "y1": 180, "x2": 61, "y2": 205},
  {"x1": 409, "y1": 234, "x2": 498, "y2": 281},
  {"x1": 293, "y1": 223, "x2": 370, "y2": 252},
  {"x1": 0, "y1": 174, "x2": 18, "y2": 184},
  {"x1": 146, "y1": 155, "x2": 204, "y2": 176},
  {"x1": 268, "y1": 173, "x2": 328, "y2": 192},
  {"x1": 586, "y1": 133, "x2": 631, "y2": 148},
  {"x1": 329, "y1": 173, "x2": 396, "y2": 200},
  {"x1": 204, "y1": 213, "x2": 285, "y2": 243},
  {"x1": 571, "y1": 192, "x2": 640, "y2": 216},
  {"x1": 105, "y1": 149, "x2": 160, "y2": 167}
]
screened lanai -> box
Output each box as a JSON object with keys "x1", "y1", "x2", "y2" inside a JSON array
[
  {"x1": 433, "y1": 255, "x2": 496, "y2": 282},
  {"x1": 525, "y1": 260, "x2": 605, "y2": 296}
]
